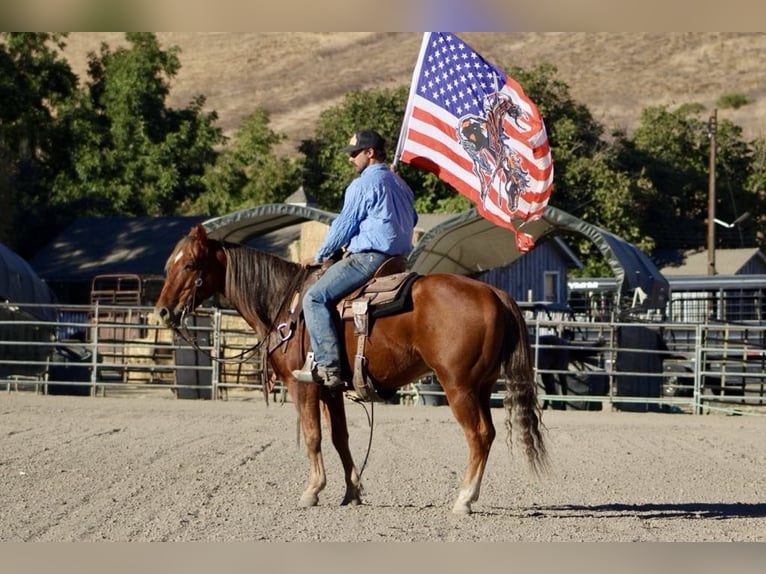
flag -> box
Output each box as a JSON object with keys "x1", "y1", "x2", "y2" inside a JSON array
[{"x1": 394, "y1": 32, "x2": 554, "y2": 252}]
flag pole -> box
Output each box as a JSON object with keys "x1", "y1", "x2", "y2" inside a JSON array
[{"x1": 392, "y1": 32, "x2": 431, "y2": 170}]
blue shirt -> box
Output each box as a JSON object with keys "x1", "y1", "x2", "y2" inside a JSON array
[{"x1": 316, "y1": 163, "x2": 418, "y2": 263}]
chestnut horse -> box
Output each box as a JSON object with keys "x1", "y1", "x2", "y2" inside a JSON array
[{"x1": 154, "y1": 224, "x2": 548, "y2": 514}]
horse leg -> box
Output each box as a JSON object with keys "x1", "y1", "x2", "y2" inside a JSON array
[
  {"x1": 294, "y1": 384, "x2": 327, "y2": 508},
  {"x1": 320, "y1": 394, "x2": 363, "y2": 506},
  {"x1": 442, "y1": 382, "x2": 496, "y2": 515}
]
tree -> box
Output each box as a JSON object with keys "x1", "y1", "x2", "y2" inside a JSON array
[
  {"x1": 51, "y1": 33, "x2": 223, "y2": 220},
  {"x1": 617, "y1": 104, "x2": 755, "y2": 250},
  {"x1": 502, "y1": 63, "x2": 654, "y2": 272},
  {"x1": 743, "y1": 136, "x2": 766, "y2": 246},
  {"x1": 717, "y1": 93, "x2": 752, "y2": 110},
  {"x1": 502, "y1": 63, "x2": 606, "y2": 215},
  {"x1": 187, "y1": 108, "x2": 302, "y2": 215},
  {"x1": 300, "y1": 65, "x2": 659, "y2": 274},
  {"x1": 0, "y1": 32, "x2": 77, "y2": 253}
]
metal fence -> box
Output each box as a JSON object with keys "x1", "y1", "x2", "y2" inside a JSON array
[
  {"x1": 2, "y1": 301, "x2": 765, "y2": 415},
  {"x1": 524, "y1": 317, "x2": 766, "y2": 415}
]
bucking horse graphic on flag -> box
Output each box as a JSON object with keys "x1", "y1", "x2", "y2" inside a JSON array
[{"x1": 457, "y1": 90, "x2": 532, "y2": 215}]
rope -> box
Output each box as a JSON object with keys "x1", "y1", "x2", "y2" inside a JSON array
[
  {"x1": 173, "y1": 322, "x2": 265, "y2": 365},
  {"x1": 345, "y1": 392, "x2": 375, "y2": 478}
]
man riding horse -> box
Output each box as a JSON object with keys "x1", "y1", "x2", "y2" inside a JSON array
[{"x1": 292, "y1": 129, "x2": 418, "y2": 390}]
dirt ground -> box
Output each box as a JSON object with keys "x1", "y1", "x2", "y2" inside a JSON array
[{"x1": 1, "y1": 391, "x2": 764, "y2": 542}]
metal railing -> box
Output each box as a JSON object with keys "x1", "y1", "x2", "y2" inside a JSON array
[
  {"x1": 2, "y1": 302, "x2": 765, "y2": 415},
  {"x1": 522, "y1": 317, "x2": 766, "y2": 415}
]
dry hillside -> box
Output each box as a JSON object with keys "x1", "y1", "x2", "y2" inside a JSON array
[{"x1": 62, "y1": 32, "x2": 766, "y2": 152}]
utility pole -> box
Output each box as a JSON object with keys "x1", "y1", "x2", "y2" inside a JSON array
[{"x1": 707, "y1": 109, "x2": 717, "y2": 276}]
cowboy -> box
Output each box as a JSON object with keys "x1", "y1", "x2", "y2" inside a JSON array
[{"x1": 292, "y1": 129, "x2": 418, "y2": 389}]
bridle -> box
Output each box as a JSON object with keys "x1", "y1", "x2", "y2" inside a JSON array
[{"x1": 172, "y1": 253, "x2": 307, "y2": 366}]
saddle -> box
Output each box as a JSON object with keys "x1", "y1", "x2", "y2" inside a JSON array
[
  {"x1": 339, "y1": 256, "x2": 419, "y2": 402},
  {"x1": 294, "y1": 255, "x2": 420, "y2": 402},
  {"x1": 337, "y1": 256, "x2": 418, "y2": 325}
]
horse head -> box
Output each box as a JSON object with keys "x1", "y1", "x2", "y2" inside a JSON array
[{"x1": 154, "y1": 224, "x2": 226, "y2": 328}]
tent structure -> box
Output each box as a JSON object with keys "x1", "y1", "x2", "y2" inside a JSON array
[
  {"x1": 408, "y1": 205, "x2": 668, "y2": 311},
  {"x1": 202, "y1": 203, "x2": 668, "y2": 312},
  {"x1": 203, "y1": 203, "x2": 337, "y2": 243},
  {"x1": 0, "y1": 242, "x2": 58, "y2": 379},
  {"x1": 0, "y1": 242, "x2": 57, "y2": 322},
  {"x1": 29, "y1": 201, "x2": 668, "y2": 313}
]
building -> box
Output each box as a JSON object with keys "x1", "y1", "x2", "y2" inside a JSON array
[
  {"x1": 29, "y1": 215, "x2": 208, "y2": 304},
  {"x1": 659, "y1": 248, "x2": 766, "y2": 322},
  {"x1": 478, "y1": 236, "x2": 581, "y2": 304}
]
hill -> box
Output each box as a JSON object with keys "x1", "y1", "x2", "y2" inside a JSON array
[{"x1": 61, "y1": 32, "x2": 766, "y2": 153}]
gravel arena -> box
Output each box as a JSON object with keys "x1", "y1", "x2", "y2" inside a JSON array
[{"x1": 1, "y1": 391, "x2": 765, "y2": 543}]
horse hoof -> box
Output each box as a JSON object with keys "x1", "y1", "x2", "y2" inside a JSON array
[
  {"x1": 299, "y1": 493, "x2": 319, "y2": 507},
  {"x1": 451, "y1": 503, "x2": 473, "y2": 515},
  {"x1": 341, "y1": 497, "x2": 362, "y2": 507}
]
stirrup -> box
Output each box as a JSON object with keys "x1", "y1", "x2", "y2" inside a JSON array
[
  {"x1": 292, "y1": 352, "x2": 316, "y2": 383},
  {"x1": 291, "y1": 353, "x2": 346, "y2": 389}
]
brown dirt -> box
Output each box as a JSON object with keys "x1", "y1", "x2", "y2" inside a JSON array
[
  {"x1": 1, "y1": 391, "x2": 764, "y2": 542},
  {"x1": 61, "y1": 32, "x2": 766, "y2": 151}
]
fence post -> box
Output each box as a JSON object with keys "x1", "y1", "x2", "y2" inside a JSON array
[
  {"x1": 90, "y1": 300, "x2": 99, "y2": 396},
  {"x1": 212, "y1": 308, "x2": 221, "y2": 400},
  {"x1": 693, "y1": 323, "x2": 703, "y2": 415}
]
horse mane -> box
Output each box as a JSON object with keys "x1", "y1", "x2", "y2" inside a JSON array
[{"x1": 221, "y1": 243, "x2": 302, "y2": 327}]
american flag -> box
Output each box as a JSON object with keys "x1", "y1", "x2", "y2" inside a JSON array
[{"x1": 394, "y1": 32, "x2": 553, "y2": 252}]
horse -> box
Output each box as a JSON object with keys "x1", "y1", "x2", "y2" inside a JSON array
[{"x1": 153, "y1": 224, "x2": 549, "y2": 514}]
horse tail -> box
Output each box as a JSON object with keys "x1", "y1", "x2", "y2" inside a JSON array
[{"x1": 495, "y1": 288, "x2": 550, "y2": 475}]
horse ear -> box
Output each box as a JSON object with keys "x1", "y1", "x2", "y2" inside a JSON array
[{"x1": 190, "y1": 224, "x2": 208, "y2": 240}]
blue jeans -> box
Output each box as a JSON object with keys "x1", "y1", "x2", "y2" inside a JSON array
[{"x1": 303, "y1": 251, "x2": 389, "y2": 369}]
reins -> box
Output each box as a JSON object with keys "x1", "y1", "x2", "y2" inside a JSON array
[
  {"x1": 345, "y1": 393, "x2": 375, "y2": 478},
  {"x1": 174, "y1": 258, "x2": 310, "y2": 364},
  {"x1": 173, "y1": 319, "x2": 263, "y2": 364}
]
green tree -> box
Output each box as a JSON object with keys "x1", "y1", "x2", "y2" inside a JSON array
[
  {"x1": 51, "y1": 33, "x2": 223, "y2": 220},
  {"x1": 187, "y1": 108, "x2": 302, "y2": 215},
  {"x1": 503, "y1": 63, "x2": 606, "y2": 215},
  {"x1": 503, "y1": 63, "x2": 653, "y2": 272},
  {"x1": 0, "y1": 32, "x2": 77, "y2": 253},
  {"x1": 744, "y1": 136, "x2": 766, "y2": 247},
  {"x1": 717, "y1": 93, "x2": 752, "y2": 110},
  {"x1": 561, "y1": 149, "x2": 657, "y2": 276},
  {"x1": 301, "y1": 64, "x2": 654, "y2": 275},
  {"x1": 617, "y1": 104, "x2": 755, "y2": 250},
  {"x1": 0, "y1": 143, "x2": 13, "y2": 241}
]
